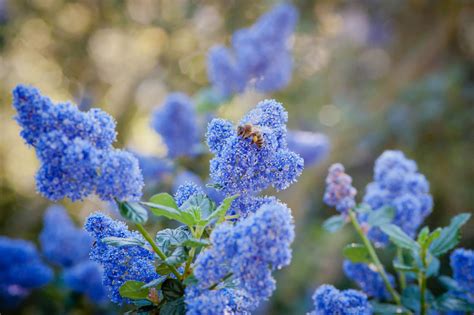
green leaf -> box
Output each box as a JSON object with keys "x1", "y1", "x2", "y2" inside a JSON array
[
  {"x1": 323, "y1": 215, "x2": 346, "y2": 233},
  {"x1": 181, "y1": 194, "x2": 215, "y2": 218},
  {"x1": 207, "y1": 195, "x2": 238, "y2": 224},
  {"x1": 101, "y1": 236, "x2": 146, "y2": 248},
  {"x1": 141, "y1": 276, "x2": 168, "y2": 289},
  {"x1": 165, "y1": 246, "x2": 188, "y2": 266},
  {"x1": 417, "y1": 227, "x2": 430, "y2": 245},
  {"x1": 155, "y1": 226, "x2": 192, "y2": 256},
  {"x1": 438, "y1": 276, "x2": 464, "y2": 292},
  {"x1": 401, "y1": 285, "x2": 435, "y2": 313},
  {"x1": 380, "y1": 224, "x2": 420, "y2": 252},
  {"x1": 343, "y1": 243, "x2": 371, "y2": 263},
  {"x1": 181, "y1": 238, "x2": 210, "y2": 248},
  {"x1": 393, "y1": 260, "x2": 417, "y2": 272},
  {"x1": 160, "y1": 297, "x2": 186, "y2": 315},
  {"x1": 119, "y1": 281, "x2": 149, "y2": 300},
  {"x1": 161, "y1": 279, "x2": 184, "y2": 301},
  {"x1": 434, "y1": 294, "x2": 474, "y2": 311},
  {"x1": 144, "y1": 193, "x2": 182, "y2": 222},
  {"x1": 182, "y1": 275, "x2": 198, "y2": 286},
  {"x1": 426, "y1": 255, "x2": 440, "y2": 277},
  {"x1": 366, "y1": 206, "x2": 395, "y2": 227},
  {"x1": 156, "y1": 263, "x2": 172, "y2": 275},
  {"x1": 371, "y1": 302, "x2": 410, "y2": 314},
  {"x1": 118, "y1": 201, "x2": 148, "y2": 224},
  {"x1": 429, "y1": 213, "x2": 471, "y2": 257}
]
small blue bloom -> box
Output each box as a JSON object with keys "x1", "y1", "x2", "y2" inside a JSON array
[
  {"x1": 151, "y1": 93, "x2": 199, "y2": 158},
  {"x1": 206, "y1": 100, "x2": 303, "y2": 214},
  {"x1": 63, "y1": 260, "x2": 108, "y2": 304},
  {"x1": 0, "y1": 237, "x2": 53, "y2": 308},
  {"x1": 343, "y1": 260, "x2": 395, "y2": 300},
  {"x1": 12, "y1": 85, "x2": 144, "y2": 202},
  {"x1": 362, "y1": 150, "x2": 433, "y2": 246},
  {"x1": 450, "y1": 248, "x2": 474, "y2": 294},
  {"x1": 185, "y1": 285, "x2": 251, "y2": 315},
  {"x1": 207, "y1": 4, "x2": 298, "y2": 96},
  {"x1": 324, "y1": 163, "x2": 357, "y2": 214},
  {"x1": 309, "y1": 284, "x2": 372, "y2": 315},
  {"x1": 39, "y1": 205, "x2": 92, "y2": 267},
  {"x1": 287, "y1": 130, "x2": 330, "y2": 167},
  {"x1": 84, "y1": 213, "x2": 159, "y2": 304},
  {"x1": 172, "y1": 171, "x2": 203, "y2": 194}
]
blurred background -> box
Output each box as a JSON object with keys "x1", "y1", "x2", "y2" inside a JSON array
[{"x1": 0, "y1": 0, "x2": 473, "y2": 314}]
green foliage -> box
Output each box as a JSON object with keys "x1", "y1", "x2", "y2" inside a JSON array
[
  {"x1": 366, "y1": 206, "x2": 395, "y2": 227},
  {"x1": 160, "y1": 297, "x2": 186, "y2": 315},
  {"x1": 371, "y1": 302, "x2": 410, "y2": 314},
  {"x1": 101, "y1": 236, "x2": 146, "y2": 247},
  {"x1": 118, "y1": 201, "x2": 148, "y2": 224},
  {"x1": 380, "y1": 224, "x2": 420, "y2": 252},
  {"x1": 119, "y1": 281, "x2": 150, "y2": 300},
  {"x1": 429, "y1": 213, "x2": 471, "y2": 256},
  {"x1": 343, "y1": 243, "x2": 371, "y2": 263},
  {"x1": 144, "y1": 193, "x2": 238, "y2": 228},
  {"x1": 161, "y1": 279, "x2": 185, "y2": 301},
  {"x1": 322, "y1": 214, "x2": 345, "y2": 233}
]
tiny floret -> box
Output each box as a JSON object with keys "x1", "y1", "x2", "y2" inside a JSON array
[
  {"x1": 174, "y1": 182, "x2": 204, "y2": 207},
  {"x1": 450, "y1": 248, "x2": 474, "y2": 294}
]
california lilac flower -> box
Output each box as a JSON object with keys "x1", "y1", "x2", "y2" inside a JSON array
[
  {"x1": 189, "y1": 201, "x2": 294, "y2": 312},
  {"x1": 12, "y1": 85, "x2": 144, "y2": 202},
  {"x1": 151, "y1": 93, "x2": 199, "y2": 158},
  {"x1": 174, "y1": 182, "x2": 204, "y2": 207},
  {"x1": 0, "y1": 237, "x2": 53, "y2": 309},
  {"x1": 185, "y1": 286, "x2": 251, "y2": 315},
  {"x1": 63, "y1": 261, "x2": 108, "y2": 304},
  {"x1": 172, "y1": 171, "x2": 203, "y2": 194},
  {"x1": 85, "y1": 213, "x2": 159, "y2": 304},
  {"x1": 323, "y1": 163, "x2": 357, "y2": 214},
  {"x1": 450, "y1": 248, "x2": 474, "y2": 294},
  {"x1": 40, "y1": 205, "x2": 92, "y2": 267},
  {"x1": 207, "y1": 3, "x2": 298, "y2": 97},
  {"x1": 287, "y1": 130, "x2": 330, "y2": 167},
  {"x1": 343, "y1": 260, "x2": 395, "y2": 300},
  {"x1": 206, "y1": 99, "x2": 303, "y2": 200},
  {"x1": 309, "y1": 284, "x2": 372, "y2": 315},
  {"x1": 363, "y1": 150, "x2": 433, "y2": 245}
]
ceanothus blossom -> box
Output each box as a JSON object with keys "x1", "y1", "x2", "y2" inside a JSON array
[{"x1": 12, "y1": 85, "x2": 143, "y2": 202}]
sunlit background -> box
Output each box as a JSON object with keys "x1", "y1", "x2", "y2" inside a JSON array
[{"x1": 0, "y1": 0, "x2": 473, "y2": 314}]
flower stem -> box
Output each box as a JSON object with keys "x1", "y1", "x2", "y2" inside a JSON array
[
  {"x1": 348, "y1": 210, "x2": 401, "y2": 305},
  {"x1": 135, "y1": 223, "x2": 182, "y2": 280},
  {"x1": 397, "y1": 247, "x2": 407, "y2": 291},
  {"x1": 184, "y1": 226, "x2": 204, "y2": 277},
  {"x1": 419, "y1": 247, "x2": 428, "y2": 315}
]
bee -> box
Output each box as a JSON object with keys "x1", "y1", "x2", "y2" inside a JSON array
[{"x1": 237, "y1": 123, "x2": 264, "y2": 148}]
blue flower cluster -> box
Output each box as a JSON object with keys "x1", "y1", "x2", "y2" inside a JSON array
[
  {"x1": 206, "y1": 99, "x2": 303, "y2": 216},
  {"x1": 450, "y1": 248, "x2": 474, "y2": 295},
  {"x1": 185, "y1": 286, "x2": 250, "y2": 315},
  {"x1": 186, "y1": 201, "x2": 295, "y2": 313},
  {"x1": 207, "y1": 3, "x2": 298, "y2": 97},
  {"x1": 174, "y1": 182, "x2": 203, "y2": 207},
  {"x1": 40, "y1": 205, "x2": 92, "y2": 267},
  {"x1": 362, "y1": 150, "x2": 433, "y2": 245},
  {"x1": 287, "y1": 130, "x2": 330, "y2": 168},
  {"x1": 309, "y1": 284, "x2": 372, "y2": 315},
  {"x1": 85, "y1": 213, "x2": 159, "y2": 304},
  {"x1": 40, "y1": 205, "x2": 107, "y2": 303},
  {"x1": 323, "y1": 163, "x2": 357, "y2": 214},
  {"x1": 0, "y1": 237, "x2": 53, "y2": 309},
  {"x1": 12, "y1": 85, "x2": 143, "y2": 202},
  {"x1": 151, "y1": 93, "x2": 199, "y2": 158},
  {"x1": 343, "y1": 260, "x2": 395, "y2": 300}
]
